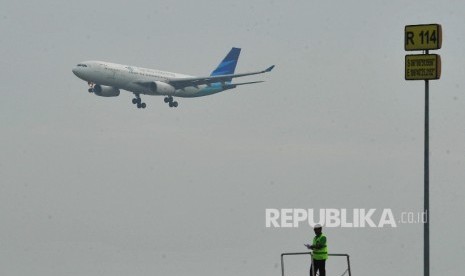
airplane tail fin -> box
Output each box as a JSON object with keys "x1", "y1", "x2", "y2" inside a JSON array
[{"x1": 210, "y1": 47, "x2": 241, "y2": 81}]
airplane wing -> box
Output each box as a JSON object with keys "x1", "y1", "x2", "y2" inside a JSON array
[{"x1": 168, "y1": 65, "x2": 274, "y2": 89}]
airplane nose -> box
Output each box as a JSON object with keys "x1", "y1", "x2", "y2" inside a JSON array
[{"x1": 72, "y1": 67, "x2": 82, "y2": 78}]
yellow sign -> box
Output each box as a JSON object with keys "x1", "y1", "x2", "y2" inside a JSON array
[
  {"x1": 405, "y1": 54, "x2": 441, "y2": 80},
  {"x1": 405, "y1": 24, "x2": 442, "y2": 51}
]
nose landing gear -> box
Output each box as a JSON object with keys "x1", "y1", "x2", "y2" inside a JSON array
[
  {"x1": 164, "y1": 96, "x2": 178, "y2": 108},
  {"x1": 88, "y1": 82, "x2": 95, "y2": 93}
]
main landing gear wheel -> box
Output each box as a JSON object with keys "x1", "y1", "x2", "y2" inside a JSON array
[
  {"x1": 136, "y1": 102, "x2": 146, "y2": 109},
  {"x1": 164, "y1": 96, "x2": 178, "y2": 108},
  {"x1": 132, "y1": 94, "x2": 146, "y2": 109}
]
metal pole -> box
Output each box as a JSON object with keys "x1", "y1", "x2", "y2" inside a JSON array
[
  {"x1": 347, "y1": 255, "x2": 352, "y2": 276},
  {"x1": 424, "y1": 50, "x2": 430, "y2": 276},
  {"x1": 281, "y1": 254, "x2": 285, "y2": 276}
]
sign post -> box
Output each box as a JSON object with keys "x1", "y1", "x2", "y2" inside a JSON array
[{"x1": 404, "y1": 23, "x2": 442, "y2": 276}]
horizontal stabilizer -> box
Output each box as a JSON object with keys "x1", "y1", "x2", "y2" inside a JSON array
[
  {"x1": 223, "y1": 81, "x2": 264, "y2": 90},
  {"x1": 232, "y1": 81, "x2": 264, "y2": 86}
]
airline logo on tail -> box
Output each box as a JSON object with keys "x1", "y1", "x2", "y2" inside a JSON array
[{"x1": 210, "y1": 47, "x2": 241, "y2": 81}]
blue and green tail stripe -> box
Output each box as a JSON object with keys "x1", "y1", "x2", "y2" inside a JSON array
[{"x1": 210, "y1": 47, "x2": 241, "y2": 81}]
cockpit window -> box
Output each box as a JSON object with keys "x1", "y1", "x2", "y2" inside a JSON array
[{"x1": 77, "y1": 64, "x2": 88, "y2": 67}]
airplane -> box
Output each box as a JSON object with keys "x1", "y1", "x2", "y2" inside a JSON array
[{"x1": 72, "y1": 47, "x2": 274, "y2": 109}]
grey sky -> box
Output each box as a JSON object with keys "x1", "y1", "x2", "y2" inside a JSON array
[{"x1": 1, "y1": 0, "x2": 465, "y2": 275}]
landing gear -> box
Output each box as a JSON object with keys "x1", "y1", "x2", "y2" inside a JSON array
[
  {"x1": 164, "y1": 96, "x2": 178, "y2": 108},
  {"x1": 130, "y1": 94, "x2": 178, "y2": 109},
  {"x1": 87, "y1": 82, "x2": 95, "y2": 93},
  {"x1": 132, "y1": 94, "x2": 146, "y2": 109}
]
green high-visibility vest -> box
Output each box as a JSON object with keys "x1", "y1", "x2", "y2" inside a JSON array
[{"x1": 312, "y1": 234, "x2": 328, "y2": 260}]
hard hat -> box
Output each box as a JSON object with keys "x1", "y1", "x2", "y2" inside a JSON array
[{"x1": 314, "y1": 224, "x2": 322, "y2": 229}]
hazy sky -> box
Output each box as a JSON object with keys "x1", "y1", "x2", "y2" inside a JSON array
[{"x1": 1, "y1": 0, "x2": 465, "y2": 275}]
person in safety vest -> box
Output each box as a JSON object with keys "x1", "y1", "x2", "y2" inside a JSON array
[{"x1": 304, "y1": 224, "x2": 327, "y2": 276}]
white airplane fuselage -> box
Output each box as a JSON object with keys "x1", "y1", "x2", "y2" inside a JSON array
[{"x1": 72, "y1": 61, "x2": 226, "y2": 98}]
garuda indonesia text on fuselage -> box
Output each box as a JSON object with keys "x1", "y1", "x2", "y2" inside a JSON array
[{"x1": 72, "y1": 47, "x2": 274, "y2": 109}]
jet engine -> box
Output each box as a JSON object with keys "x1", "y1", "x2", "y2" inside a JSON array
[
  {"x1": 149, "y1": 81, "x2": 176, "y2": 95},
  {"x1": 93, "y1": 85, "x2": 120, "y2": 97}
]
